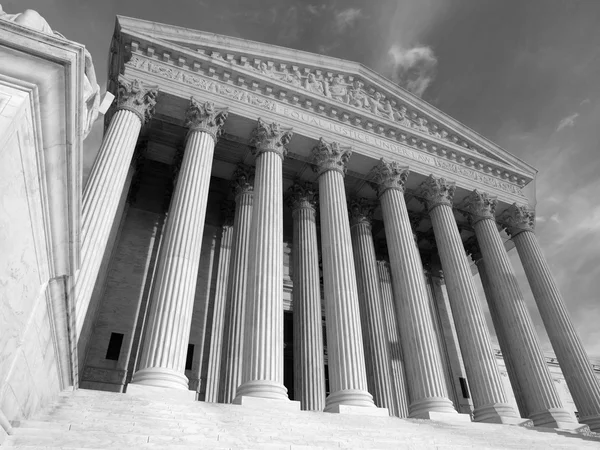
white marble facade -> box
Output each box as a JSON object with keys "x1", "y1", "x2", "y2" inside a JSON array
[{"x1": 2, "y1": 12, "x2": 600, "y2": 444}]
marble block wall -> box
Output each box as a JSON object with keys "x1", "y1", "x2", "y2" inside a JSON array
[{"x1": 0, "y1": 79, "x2": 62, "y2": 440}]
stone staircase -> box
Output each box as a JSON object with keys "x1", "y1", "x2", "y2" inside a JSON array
[{"x1": 3, "y1": 389, "x2": 600, "y2": 449}]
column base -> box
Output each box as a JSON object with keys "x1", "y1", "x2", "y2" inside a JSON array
[
  {"x1": 529, "y1": 408, "x2": 580, "y2": 429},
  {"x1": 474, "y1": 403, "x2": 532, "y2": 426},
  {"x1": 324, "y1": 389, "x2": 376, "y2": 412},
  {"x1": 233, "y1": 395, "x2": 300, "y2": 412},
  {"x1": 416, "y1": 411, "x2": 472, "y2": 423},
  {"x1": 326, "y1": 404, "x2": 390, "y2": 416},
  {"x1": 408, "y1": 397, "x2": 458, "y2": 419},
  {"x1": 129, "y1": 367, "x2": 189, "y2": 390},
  {"x1": 126, "y1": 383, "x2": 196, "y2": 402},
  {"x1": 580, "y1": 414, "x2": 600, "y2": 432},
  {"x1": 234, "y1": 379, "x2": 289, "y2": 401}
]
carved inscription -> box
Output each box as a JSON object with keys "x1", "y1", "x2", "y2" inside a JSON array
[
  {"x1": 128, "y1": 56, "x2": 276, "y2": 112},
  {"x1": 277, "y1": 106, "x2": 435, "y2": 165},
  {"x1": 434, "y1": 159, "x2": 522, "y2": 195},
  {"x1": 128, "y1": 55, "x2": 523, "y2": 197}
]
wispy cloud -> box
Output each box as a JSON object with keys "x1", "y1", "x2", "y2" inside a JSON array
[
  {"x1": 556, "y1": 112, "x2": 579, "y2": 131},
  {"x1": 388, "y1": 44, "x2": 437, "y2": 97},
  {"x1": 333, "y1": 8, "x2": 363, "y2": 33}
]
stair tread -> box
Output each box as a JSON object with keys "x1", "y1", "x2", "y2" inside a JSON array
[{"x1": 4, "y1": 391, "x2": 599, "y2": 450}]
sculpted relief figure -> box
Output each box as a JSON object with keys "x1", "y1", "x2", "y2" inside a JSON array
[
  {"x1": 0, "y1": 4, "x2": 101, "y2": 139},
  {"x1": 323, "y1": 74, "x2": 349, "y2": 102},
  {"x1": 304, "y1": 73, "x2": 325, "y2": 95}
]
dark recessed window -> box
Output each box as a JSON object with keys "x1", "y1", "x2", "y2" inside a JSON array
[
  {"x1": 459, "y1": 377, "x2": 470, "y2": 399},
  {"x1": 105, "y1": 333, "x2": 124, "y2": 361},
  {"x1": 185, "y1": 344, "x2": 195, "y2": 371}
]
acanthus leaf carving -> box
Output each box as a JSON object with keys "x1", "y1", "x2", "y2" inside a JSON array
[
  {"x1": 286, "y1": 181, "x2": 318, "y2": 213},
  {"x1": 461, "y1": 190, "x2": 498, "y2": 224},
  {"x1": 418, "y1": 174, "x2": 456, "y2": 211},
  {"x1": 185, "y1": 97, "x2": 228, "y2": 142},
  {"x1": 369, "y1": 158, "x2": 410, "y2": 196},
  {"x1": 117, "y1": 75, "x2": 158, "y2": 124},
  {"x1": 499, "y1": 203, "x2": 535, "y2": 237},
  {"x1": 249, "y1": 118, "x2": 293, "y2": 159},
  {"x1": 348, "y1": 197, "x2": 375, "y2": 227},
  {"x1": 311, "y1": 138, "x2": 352, "y2": 177},
  {"x1": 230, "y1": 164, "x2": 255, "y2": 198}
]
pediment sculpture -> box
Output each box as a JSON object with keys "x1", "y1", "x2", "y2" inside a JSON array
[{"x1": 239, "y1": 57, "x2": 482, "y2": 154}]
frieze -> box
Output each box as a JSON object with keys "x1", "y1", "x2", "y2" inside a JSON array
[
  {"x1": 233, "y1": 56, "x2": 501, "y2": 162},
  {"x1": 127, "y1": 54, "x2": 525, "y2": 197},
  {"x1": 128, "y1": 55, "x2": 276, "y2": 113}
]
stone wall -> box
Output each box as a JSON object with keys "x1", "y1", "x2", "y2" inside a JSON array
[{"x1": 0, "y1": 80, "x2": 63, "y2": 440}]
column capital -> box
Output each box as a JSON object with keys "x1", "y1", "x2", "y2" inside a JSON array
[
  {"x1": 369, "y1": 158, "x2": 409, "y2": 197},
  {"x1": 348, "y1": 197, "x2": 375, "y2": 228},
  {"x1": 230, "y1": 164, "x2": 255, "y2": 199},
  {"x1": 221, "y1": 201, "x2": 236, "y2": 227},
  {"x1": 116, "y1": 75, "x2": 158, "y2": 124},
  {"x1": 418, "y1": 175, "x2": 456, "y2": 211},
  {"x1": 461, "y1": 190, "x2": 498, "y2": 225},
  {"x1": 185, "y1": 97, "x2": 229, "y2": 143},
  {"x1": 376, "y1": 260, "x2": 390, "y2": 270},
  {"x1": 250, "y1": 118, "x2": 293, "y2": 160},
  {"x1": 499, "y1": 203, "x2": 536, "y2": 237},
  {"x1": 286, "y1": 181, "x2": 318, "y2": 213},
  {"x1": 311, "y1": 138, "x2": 352, "y2": 177},
  {"x1": 464, "y1": 235, "x2": 482, "y2": 261}
]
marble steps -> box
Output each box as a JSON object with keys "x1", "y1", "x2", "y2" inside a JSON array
[{"x1": 6, "y1": 390, "x2": 600, "y2": 449}]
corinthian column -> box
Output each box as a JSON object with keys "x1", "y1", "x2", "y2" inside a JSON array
[
  {"x1": 75, "y1": 76, "x2": 158, "y2": 336},
  {"x1": 370, "y1": 159, "x2": 457, "y2": 419},
  {"x1": 376, "y1": 260, "x2": 410, "y2": 417},
  {"x1": 500, "y1": 204, "x2": 600, "y2": 431},
  {"x1": 464, "y1": 237, "x2": 528, "y2": 417},
  {"x1": 313, "y1": 139, "x2": 376, "y2": 413},
  {"x1": 130, "y1": 99, "x2": 228, "y2": 390},
  {"x1": 418, "y1": 176, "x2": 522, "y2": 424},
  {"x1": 288, "y1": 182, "x2": 326, "y2": 411},
  {"x1": 220, "y1": 165, "x2": 255, "y2": 403},
  {"x1": 204, "y1": 203, "x2": 235, "y2": 403},
  {"x1": 461, "y1": 191, "x2": 578, "y2": 429},
  {"x1": 349, "y1": 198, "x2": 396, "y2": 415},
  {"x1": 235, "y1": 119, "x2": 293, "y2": 402}
]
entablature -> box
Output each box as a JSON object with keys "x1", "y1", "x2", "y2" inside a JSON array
[{"x1": 109, "y1": 17, "x2": 538, "y2": 207}]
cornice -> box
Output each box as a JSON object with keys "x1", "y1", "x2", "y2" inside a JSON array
[{"x1": 115, "y1": 16, "x2": 537, "y2": 179}]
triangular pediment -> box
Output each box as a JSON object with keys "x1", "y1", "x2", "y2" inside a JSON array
[{"x1": 113, "y1": 16, "x2": 536, "y2": 189}]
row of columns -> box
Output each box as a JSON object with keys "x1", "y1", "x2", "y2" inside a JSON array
[{"x1": 80, "y1": 76, "x2": 600, "y2": 430}]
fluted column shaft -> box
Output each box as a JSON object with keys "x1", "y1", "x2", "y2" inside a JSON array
[
  {"x1": 419, "y1": 175, "x2": 519, "y2": 423},
  {"x1": 131, "y1": 99, "x2": 227, "y2": 390},
  {"x1": 349, "y1": 201, "x2": 396, "y2": 415},
  {"x1": 235, "y1": 120, "x2": 293, "y2": 400},
  {"x1": 204, "y1": 220, "x2": 234, "y2": 402},
  {"x1": 75, "y1": 78, "x2": 157, "y2": 336},
  {"x1": 76, "y1": 109, "x2": 140, "y2": 334},
  {"x1": 512, "y1": 229, "x2": 600, "y2": 429},
  {"x1": 132, "y1": 130, "x2": 217, "y2": 389},
  {"x1": 470, "y1": 215, "x2": 576, "y2": 427},
  {"x1": 290, "y1": 185, "x2": 326, "y2": 411},
  {"x1": 379, "y1": 190, "x2": 455, "y2": 417},
  {"x1": 473, "y1": 257, "x2": 528, "y2": 416},
  {"x1": 377, "y1": 261, "x2": 410, "y2": 417},
  {"x1": 319, "y1": 170, "x2": 373, "y2": 410},
  {"x1": 221, "y1": 172, "x2": 254, "y2": 403},
  {"x1": 312, "y1": 139, "x2": 375, "y2": 411},
  {"x1": 371, "y1": 161, "x2": 456, "y2": 418}
]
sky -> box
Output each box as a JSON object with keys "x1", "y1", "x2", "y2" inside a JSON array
[{"x1": 4, "y1": 0, "x2": 600, "y2": 358}]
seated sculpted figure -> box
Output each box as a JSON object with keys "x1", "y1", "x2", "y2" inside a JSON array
[{"x1": 0, "y1": 4, "x2": 101, "y2": 140}]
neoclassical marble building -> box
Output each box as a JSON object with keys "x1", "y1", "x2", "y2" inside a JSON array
[{"x1": 2, "y1": 13, "x2": 600, "y2": 439}]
